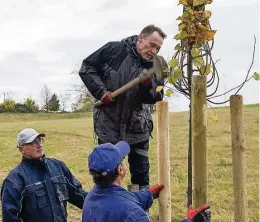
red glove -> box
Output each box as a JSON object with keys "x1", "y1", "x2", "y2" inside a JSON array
[
  {"x1": 187, "y1": 204, "x2": 211, "y2": 222},
  {"x1": 149, "y1": 184, "x2": 164, "y2": 199},
  {"x1": 101, "y1": 92, "x2": 113, "y2": 104},
  {"x1": 141, "y1": 77, "x2": 153, "y2": 85}
]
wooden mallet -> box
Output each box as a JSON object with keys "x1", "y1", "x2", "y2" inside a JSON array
[{"x1": 94, "y1": 55, "x2": 168, "y2": 107}]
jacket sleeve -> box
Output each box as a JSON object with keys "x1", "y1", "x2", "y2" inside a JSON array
[
  {"x1": 138, "y1": 78, "x2": 164, "y2": 104},
  {"x1": 131, "y1": 190, "x2": 153, "y2": 211},
  {"x1": 59, "y1": 161, "x2": 88, "y2": 209},
  {"x1": 78, "y1": 41, "x2": 120, "y2": 100},
  {"x1": 1, "y1": 179, "x2": 23, "y2": 222}
]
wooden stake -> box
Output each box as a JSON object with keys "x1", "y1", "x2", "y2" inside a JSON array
[
  {"x1": 191, "y1": 75, "x2": 207, "y2": 208},
  {"x1": 156, "y1": 101, "x2": 171, "y2": 222},
  {"x1": 230, "y1": 95, "x2": 248, "y2": 222}
]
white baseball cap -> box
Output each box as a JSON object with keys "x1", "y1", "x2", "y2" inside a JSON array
[{"x1": 17, "y1": 128, "x2": 45, "y2": 148}]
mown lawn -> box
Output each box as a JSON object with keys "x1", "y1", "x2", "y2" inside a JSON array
[{"x1": 0, "y1": 105, "x2": 258, "y2": 221}]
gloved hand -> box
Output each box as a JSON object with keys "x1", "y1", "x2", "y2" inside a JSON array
[
  {"x1": 187, "y1": 204, "x2": 211, "y2": 222},
  {"x1": 149, "y1": 184, "x2": 164, "y2": 199},
  {"x1": 101, "y1": 92, "x2": 113, "y2": 104},
  {"x1": 140, "y1": 77, "x2": 153, "y2": 85}
]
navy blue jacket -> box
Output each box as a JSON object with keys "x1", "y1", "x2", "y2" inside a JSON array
[
  {"x1": 82, "y1": 184, "x2": 153, "y2": 222},
  {"x1": 1, "y1": 155, "x2": 88, "y2": 222}
]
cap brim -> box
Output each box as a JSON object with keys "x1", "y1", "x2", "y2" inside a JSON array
[
  {"x1": 115, "y1": 141, "x2": 130, "y2": 159},
  {"x1": 24, "y1": 133, "x2": 45, "y2": 144}
]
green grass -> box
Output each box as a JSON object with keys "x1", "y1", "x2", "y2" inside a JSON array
[{"x1": 0, "y1": 105, "x2": 258, "y2": 221}]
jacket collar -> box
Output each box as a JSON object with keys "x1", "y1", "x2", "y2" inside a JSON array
[
  {"x1": 121, "y1": 35, "x2": 153, "y2": 69},
  {"x1": 22, "y1": 154, "x2": 47, "y2": 168},
  {"x1": 93, "y1": 184, "x2": 126, "y2": 193}
]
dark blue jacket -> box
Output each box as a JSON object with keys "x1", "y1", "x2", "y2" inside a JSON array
[
  {"x1": 82, "y1": 184, "x2": 153, "y2": 222},
  {"x1": 1, "y1": 155, "x2": 88, "y2": 222},
  {"x1": 79, "y1": 35, "x2": 164, "y2": 145}
]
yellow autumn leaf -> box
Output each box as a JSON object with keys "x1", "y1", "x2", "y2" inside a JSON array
[
  {"x1": 205, "y1": 0, "x2": 213, "y2": 4},
  {"x1": 204, "y1": 10, "x2": 212, "y2": 18},
  {"x1": 165, "y1": 89, "x2": 174, "y2": 97},
  {"x1": 174, "y1": 44, "x2": 182, "y2": 51},
  {"x1": 209, "y1": 113, "x2": 218, "y2": 123},
  {"x1": 191, "y1": 48, "x2": 200, "y2": 57},
  {"x1": 179, "y1": 0, "x2": 189, "y2": 5},
  {"x1": 168, "y1": 75, "x2": 178, "y2": 84},
  {"x1": 201, "y1": 30, "x2": 216, "y2": 41},
  {"x1": 253, "y1": 72, "x2": 260, "y2": 80},
  {"x1": 174, "y1": 68, "x2": 182, "y2": 79},
  {"x1": 168, "y1": 58, "x2": 179, "y2": 69},
  {"x1": 163, "y1": 67, "x2": 170, "y2": 72},
  {"x1": 174, "y1": 31, "x2": 188, "y2": 40},
  {"x1": 193, "y1": 0, "x2": 206, "y2": 6},
  {"x1": 156, "y1": 86, "x2": 164, "y2": 92},
  {"x1": 198, "y1": 24, "x2": 209, "y2": 31},
  {"x1": 178, "y1": 23, "x2": 186, "y2": 30},
  {"x1": 193, "y1": 57, "x2": 204, "y2": 68},
  {"x1": 200, "y1": 64, "x2": 211, "y2": 75}
]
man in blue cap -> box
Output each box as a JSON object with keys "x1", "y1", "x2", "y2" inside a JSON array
[
  {"x1": 82, "y1": 141, "x2": 211, "y2": 222},
  {"x1": 82, "y1": 141, "x2": 164, "y2": 222},
  {"x1": 1, "y1": 128, "x2": 88, "y2": 222}
]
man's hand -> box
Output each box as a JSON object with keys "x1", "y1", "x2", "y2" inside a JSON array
[
  {"x1": 149, "y1": 184, "x2": 164, "y2": 199},
  {"x1": 187, "y1": 204, "x2": 211, "y2": 222},
  {"x1": 101, "y1": 92, "x2": 114, "y2": 104},
  {"x1": 140, "y1": 77, "x2": 153, "y2": 85}
]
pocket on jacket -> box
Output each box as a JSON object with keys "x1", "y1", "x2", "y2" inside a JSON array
[
  {"x1": 24, "y1": 182, "x2": 47, "y2": 209},
  {"x1": 36, "y1": 189, "x2": 47, "y2": 208},
  {"x1": 128, "y1": 107, "x2": 153, "y2": 133},
  {"x1": 51, "y1": 175, "x2": 69, "y2": 202}
]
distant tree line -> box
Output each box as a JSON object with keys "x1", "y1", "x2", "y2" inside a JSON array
[
  {"x1": 0, "y1": 83, "x2": 157, "y2": 113},
  {"x1": 0, "y1": 84, "x2": 93, "y2": 113}
]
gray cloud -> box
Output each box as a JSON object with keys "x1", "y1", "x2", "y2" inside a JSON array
[{"x1": 0, "y1": 0, "x2": 259, "y2": 110}]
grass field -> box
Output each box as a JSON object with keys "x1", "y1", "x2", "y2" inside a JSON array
[{"x1": 0, "y1": 104, "x2": 258, "y2": 221}]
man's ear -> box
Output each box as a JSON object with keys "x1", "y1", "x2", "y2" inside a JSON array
[
  {"x1": 19, "y1": 147, "x2": 24, "y2": 154},
  {"x1": 117, "y1": 164, "x2": 124, "y2": 175},
  {"x1": 138, "y1": 34, "x2": 144, "y2": 43}
]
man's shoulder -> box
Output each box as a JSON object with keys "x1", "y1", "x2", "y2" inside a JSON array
[{"x1": 3, "y1": 162, "x2": 24, "y2": 187}]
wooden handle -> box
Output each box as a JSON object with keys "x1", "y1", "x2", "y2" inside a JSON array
[{"x1": 94, "y1": 68, "x2": 155, "y2": 107}]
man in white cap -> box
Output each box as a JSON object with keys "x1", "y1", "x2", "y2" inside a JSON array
[{"x1": 0, "y1": 128, "x2": 88, "y2": 222}]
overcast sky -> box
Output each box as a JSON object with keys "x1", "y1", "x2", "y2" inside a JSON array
[{"x1": 0, "y1": 0, "x2": 259, "y2": 111}]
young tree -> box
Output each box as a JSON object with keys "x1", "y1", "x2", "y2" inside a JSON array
[
  {"x1": 159, "y1": 0, "x2": 259, "y2": 207},
  {"x1": 1, "y1": 99, "x2": 16, "y2": 112},
  {"x1": 70, "y1": 84, "x2": 95, "y2": 112},
  {"x1": 41, "y1": 84, "x2": 52, "y2": 112},
  {"x1": 24, "y1": 97, "x2": 38, "y2": 113},
  {"x1": 59, "y1": 92, "x2": 70, "y2": 112},
  {"x1": 49, "y1": 93, "x2": 60, "y2": 111}
]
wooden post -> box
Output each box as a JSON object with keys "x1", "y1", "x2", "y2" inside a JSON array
[
  {"x1": 191, "y1": 75, "x2": 207, "y2": 208},
  {"x1": 230, "y1": 95, "x2": 248, "y2": 222},
  {"x1": 156, "y1": 101, "x2": 171, "y2": 222}
]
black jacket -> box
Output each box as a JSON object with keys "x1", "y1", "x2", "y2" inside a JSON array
[
  {"x1": 1, "y1": 156, "x2": 88, "y2": 222},
  {"x1": 79, "y1": 35, "x2": 164, "y2": 144}
]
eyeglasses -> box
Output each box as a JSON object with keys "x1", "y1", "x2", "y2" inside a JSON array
[{"x1": 26, "y1": 137, "x2": 44, "y2": 145}]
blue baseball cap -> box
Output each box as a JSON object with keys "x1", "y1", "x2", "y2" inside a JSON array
[{"x1": 88, "y1": 141, "x2": 130, "y2": 173}]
